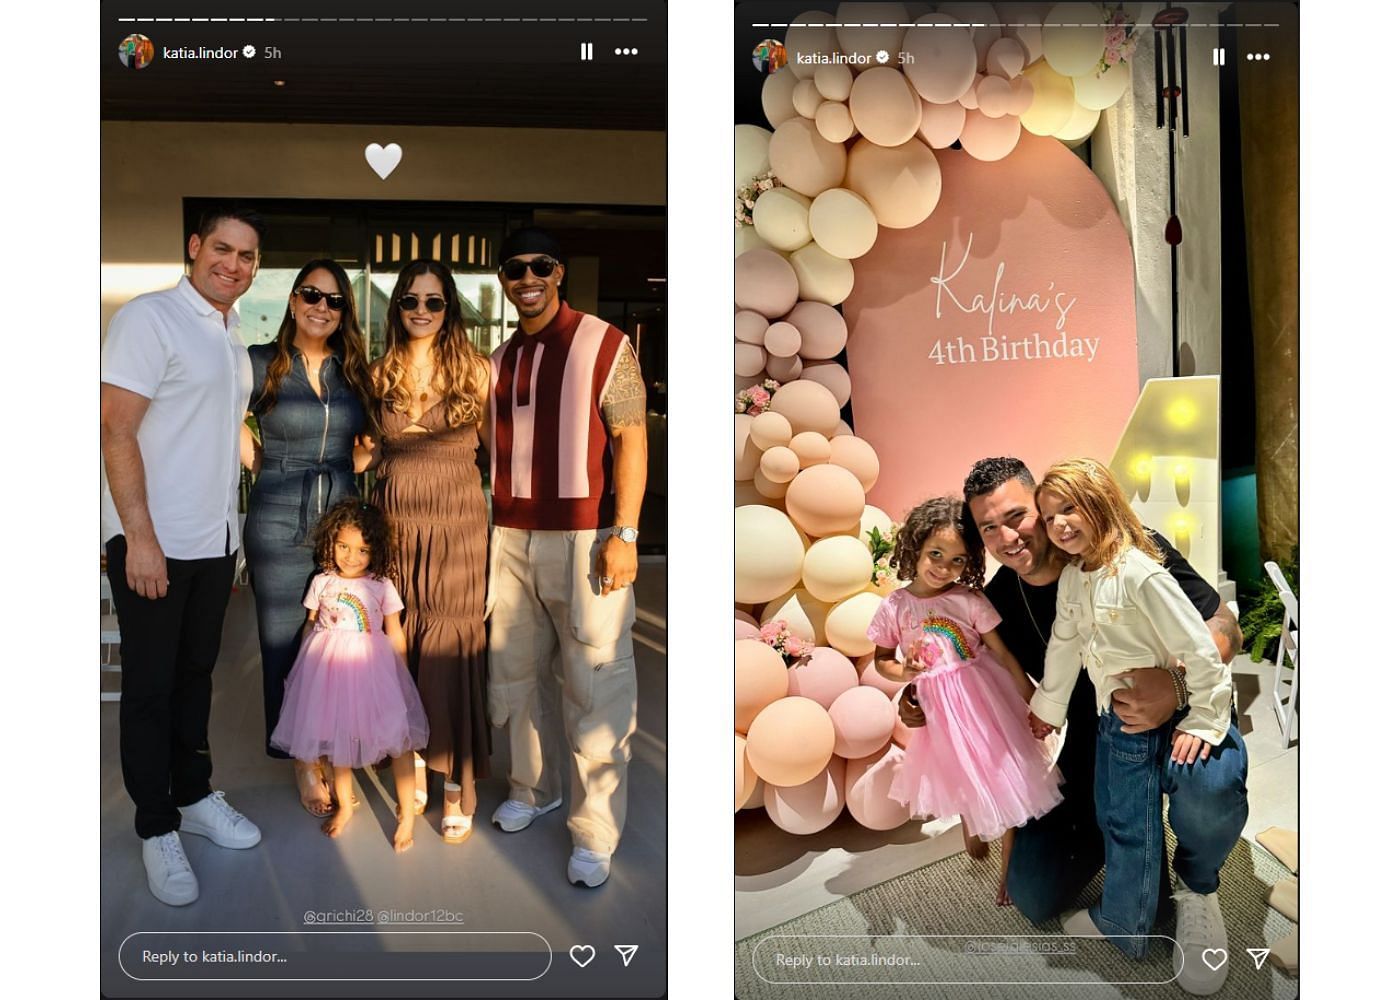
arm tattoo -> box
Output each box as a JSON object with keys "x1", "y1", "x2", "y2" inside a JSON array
[{"x1": 601, "y1": 345, "x2": 647, "y2": 429}]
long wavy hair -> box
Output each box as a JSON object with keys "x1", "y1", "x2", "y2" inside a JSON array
[
  {"x1": 892, "y1": 495, "x2": 985, "y2": 590},
  {"x1": 376, "y1": 259, "x2": 487, "y2": 429},
  {"x1": 252, "y1": 259, "x2": 374, "y2": 426},
  {"x1": 1036, "y1": 458, "x2": 1163, "y2": 572},
  {"x1": 312, "y1": 498, "x2": 394, "y2": 580}
]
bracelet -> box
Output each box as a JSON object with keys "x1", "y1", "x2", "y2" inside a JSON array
[{"x1": 1165, "y1": 666, "x2": 1189, "y2": 711}]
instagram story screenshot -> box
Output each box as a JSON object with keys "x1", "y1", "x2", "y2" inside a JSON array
[
  {"x1": 731, "y1": 3, "x2": 1299, "y2": 999},
  {"x1": 98, "y1": 3, "x2": 665, "y2": 997}
]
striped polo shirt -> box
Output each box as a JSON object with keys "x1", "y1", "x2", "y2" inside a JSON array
[{"x1": 489, "y1": 301, "x2": 632, "y2": 530}]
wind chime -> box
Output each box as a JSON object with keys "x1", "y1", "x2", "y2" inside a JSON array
[{"x1": 1153, "y1": 5, "x2": 1190, "y2": 375}]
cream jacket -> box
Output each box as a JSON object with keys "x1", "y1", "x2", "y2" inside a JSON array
[{"x1": 1028, "y1": 546, "x2": 1232, "y2": 745}]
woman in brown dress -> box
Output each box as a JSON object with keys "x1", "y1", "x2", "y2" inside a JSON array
[{"x1": 361, "y1": 259, "x2": 491, "y2": 843}]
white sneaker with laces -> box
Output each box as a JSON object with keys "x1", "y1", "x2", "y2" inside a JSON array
[
  {"x1": 1173, "y1": 876, "x2": 1228, "y2": 995},
  {"x1": 1061, "y1": 908, "x2": 1105, "y2": 938},
  {"x1": 567, "y1": 847, "x2": 612, "y2": 887},
  {"x1": 491, "y1": 797, "x2": 562, "y2": 833},
  {"x1": 142, "y1": 831, "x2": 198, "y2": 906},
  {"x1": 179, "y1": 791, "x2": 262, "y2": 849}
]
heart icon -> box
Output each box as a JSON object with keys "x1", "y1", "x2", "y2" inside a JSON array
[
  {"x1": 1201, "y1": 948, "x2": 1228, "y2": 972},
  {"x1": 364, "y1": 142, "x2": 403, "y2": 180},
  {"x1": 568, "y1": 945, "x2": 595, "y2": 968}
]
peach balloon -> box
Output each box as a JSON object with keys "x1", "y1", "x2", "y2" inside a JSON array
[
  {"x1": 766, "y1": 352, "x2": 804, "y2": 383},
  {"x1": 789, "y1": 431, "x2": 833, "y2": 468},
  {"x1": 916, "y1": 99, "x2": 966, "y2": 150},
  {"x1": 860, "y1": 659, "x2": 904, "y2": 697},
  {"x1": 815, "y1": 101, "x2": 855, "y2": 144},
  {"x1": 753, "y1": 467, "x2": 790, "y2": 500},
  {"x1": 770, "y1": 379, "x2": 842, "y2": 436},
  {"x1": 844, "y1": 138, "x2": 943, "y2": 229},
  {"x1": 734, "y1": 414, "x2": 762, "y2": 481},
  {"x1": 761, "y1": 67, "x2": 800, "y2": 127},
  {"x1": 742, "y1": 777, "x2": 767, "y2": 810},
  {"x1": 825, "y1": 591, "x2": 885, "y2": 657},
  {"x1": 787, "y1": 301, "x2": 848, "y2": 360},
  {"x1": 752, "y1": 187, "x2": 814, "y2": 253},
  {"x1": 1020, "y1": 59, "x2": 1077, "y2": 137},
  {"x1": 958, "y1": 107, "x2": 1023, "y2": 162},
  {"x1": 957, "y1": 80, "x2": 980, "y2": 110},
  {"x1": 1042, "y1": 3, "x2": 1110, "y2": 78},
  {"x1": 976, "y1": 74, "x2": 1014, "y2": 118},
  {"x1": 749, "y1": 410, "x2": 794, "y2": 450},
  {"x1": 746, "y1": 696, "x2": 838, "y2": 787},
  {"x1": 735, "y1": 247, "x2": 800, "y2": 318},
  {"x1": 786, "y1": 645, "x2": 860, "y2": 708},
  {"x1": 809, "y1": 188, "x2": 879, "y2": 260},
  {"x1": 793, "y1": 78, "x2": 822, "y2": 119},
  {"x1": 790, "y1": 242, "x2": 856, "y2": 307},
  {"x1": 764, "y1": 757, "x2": 846, "y2": 834},
  {"x1": 902, "y1": 14, "x2": 977, "y2": 104},
  {"x1": 828, "y1": 435, "x2": 881, "y2": 492},
  {"x1": 1073, "y1": 61, "x2": 1129, "y2": 111},
  {"x1": 735, "y1": 480, "x2": 780, "y2": 509},
  {"x1": 944, "y1": 1, "x2": 1002, "y2": 70},
  {"x1": 802, "y1": 535, "x2": 875, "y2": 603},
  {"x1": 761, "y1": 587, "x2": 831, "y2": 646},
  {"x1": 785, "y1": 464, "x2": 867, "y2": 538},
  {"x1": 999, "y1": 4, "x2": 1045, "y2": 64},
  {"x1": 814, "y1": 64, "x2": 854, "y2": 101},
  {"x1": 829, "y1": 685, "x2": 898, "y2": 758},
  {"x1": 785, "y1": 10, "x2": 838, "y2": 80},
  {"x1": 734, "y1": 309, "x2": 769, "y2": 346},
  {"x1": 735, "y1": 639, "x2": 789, "y2": 733},
  {"x1": 834, "y1": 420, "x2": 854, "y2": 437},
  {"x1": 985, "y1": 37, "x2": 1027, "y2": 80},
  {"x1": 849, "y1": 67, "x2": 922, "y2": 147},
  {"x1": 845, "y1": 742, "x2": 913, "y2": 829},
  {"x1": 735, "y1": 505, "x2": 806, "y2": 604},
  {"x1": 835, "y1": 3, "x2": 908, "y2": 67},
  {"x1": 799, "y1": 360, "x2": 852, "y2": 409},
  {"x1": 763, "y1": 320, "x2": 803, "y2": 358},
  {"x1": 768, "y1": 117, "x2": 848, "y2": 197},
  {"x1": 759, "y1": 445, "x2": 801, "y2": 485},
  {"x1": 736, "y1": 733, "x2": 758, "y2": 811},
  {"x1": 735, "y1": 342, "x2": 767, "y2": 378},
  {"x1": 1007, "y1": 75, "x2": 1036, "y2": 116},
  {"x1": 736, "y1": 124, "x2": 773, "y2": 188}
]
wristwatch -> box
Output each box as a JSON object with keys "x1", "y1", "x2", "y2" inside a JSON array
[{"x1": 611, "y1": 525, "x2": 639, "y2": 543}]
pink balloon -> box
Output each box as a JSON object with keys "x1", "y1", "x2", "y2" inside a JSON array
[
  {"x1": 787, "y1": 300, "x2": 849, "y2": 360},
  {"x1": 735, "y1": 248, "x2": 800, "y2": 319},
  {"x1": 735, "y1": 341, "x2": 767, "y2": 378},
  {"x1": 958, "y1": 108, "x2": 1023, "y2": 162},
  {"x1": 860, "y1": 659, "x2": 904, "y2": 697},
  {"x1": 958, "y1": 78, "x2": 980, "y2": 110},
  {"x1": 736, "y1": 619, "x2": 761, "y2": 640},
  {"x1": 770, "y1": 379, "x2": 841, "y2": 436},
  {"x1": 736, "y1": 609, "x2": 759, "y2": 627},
  {"x1": 916, "y1": 100, "x2": 966, "y2": 150},
  {"x1": 848, "y1": 67, "x2": 922, "y2": 148},
  {"x1": 764, "y1": 757, "x2": 846, "y2": 835},
  {"x1": 985, "y1": 37, "x2": 1027, "y2": 80},
  {"x1": 976, "y1": 74, "x2": 1014, "y2": 119},
  {"x1": 766, "y1": 352, "x2": 804, "y2": 383},
  {"x1": 799, "y1": 359, "x2": 852, "y2": 409},
  {"x1": 763, "y1": 320, "x2": 802, "y2": 358},
  {"x1": 891, "y1": 683, "x2": 915, "y2": 748},
  {"x1": 829, "y1": 686, "x2": 898, "y2": 759},
  {"x1": 735, "y1": 309, "x2": 769, "y2": 346},
  {"x1": 787, "y1": 646, "x2": 860, "y2": 709},
  {"x1": 1007, "y1": 76, "x2": 1036, "y2": 116},
  {"x1": 902, "y1": 14, "x2": 978, "y2": 104},
  {"x1": 845, "y1": 743, "x2": 913, "y2": 830}
]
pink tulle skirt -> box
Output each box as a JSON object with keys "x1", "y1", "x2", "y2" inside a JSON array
[
  {"x1": 270, "y1": 629, "x2": 430, "y2": 768},
  {"x1": 889, "y1": 653, "x2": 1063, "y2": 841}
]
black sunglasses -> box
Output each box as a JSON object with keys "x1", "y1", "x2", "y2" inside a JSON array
[
  {"x1": 294, "y1": 286, "x2": 347, "y2": 311},
  {"x1": 500, "y1": 256, "x2": 559, "y2": 281},
  {"x1": 398, "y1": 294, "x2": 448, "y2": 313}
]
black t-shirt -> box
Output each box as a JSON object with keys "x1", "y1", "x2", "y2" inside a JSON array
[{"x1": 983, "y1": 530, "x2": 1221, "y2": 791}]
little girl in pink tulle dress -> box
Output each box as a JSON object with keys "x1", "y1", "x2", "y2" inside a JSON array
[
  {"x1": 869, "y1": 496, "x2": 1062, "y2": 903},
  {"x1": 271, "y1": 499, "x2": 429, "y2": 852}
]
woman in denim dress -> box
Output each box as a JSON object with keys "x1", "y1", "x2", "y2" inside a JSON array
[{"x1": 241, "y1": 259, "x2": 374, "y2": 815}]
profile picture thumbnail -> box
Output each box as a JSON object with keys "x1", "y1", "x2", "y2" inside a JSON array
[
  {"x1": 752, "y1": 38, "x2": 787, "y2": 74},
  {"x1": 119, "y1": 34, "x2": 155, "y2": 70}
]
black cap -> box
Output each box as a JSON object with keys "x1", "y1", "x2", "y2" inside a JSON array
[{"x1": 498, "y1": 227, "x2": 563, "y2": 265}]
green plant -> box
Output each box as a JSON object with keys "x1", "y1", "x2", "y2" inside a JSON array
[{"x1": 1237, "y1": 550, "x2": 1298, "y2": 663}]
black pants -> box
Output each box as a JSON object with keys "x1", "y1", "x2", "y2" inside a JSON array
[{"x1": 106, "y1": 535, "x2": 236, "y2": 839}]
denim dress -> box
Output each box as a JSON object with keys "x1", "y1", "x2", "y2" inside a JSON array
[{"x1": 244, "y1": 342, "x2": 366, "y2": 756}]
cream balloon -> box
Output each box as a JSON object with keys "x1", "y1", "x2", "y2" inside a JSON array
[
  {"x1": 735, "y1": 341, "x2": 767, "y2": 378},
  {"x1": 792, "y1": 78, "x2": 822, "y2": 119},
  {"x1": 764, "y1": 756, "x2": 846, "y2": 834},
  {"x1": 735, "y1": 247, "x2": 800, "y2": 318},
  {"x1": 799, "y1": 359, "x2": 852, "y2": 408},
  {"x1": 844, "y1": 742, "x2": 913, "y2": 829},
  {"x1": 787, "y1": 300, "x2": 849, "y2": 360},
  {"x1": 735, "y1": 733, "x2": 758, "y2": 812},
  {"x1": 815, "y1": 101, "x2": 855, "y2": 143},
  {"x1": 825, "y1": 591, "x2": 885, "y2": 657},
  {"x1": 735, "y1": 639, "x2": 789, "y2": 733},
  {"x1": 752, "y1": 187, "x2": 814, "y2": 253},
  {"x1": 786, "y1": 464, "x2": 867, "y2": 538},
  {"x1": 916, "y1": 99, "x2": 966, "y2": 149},
  {"x1": 734, "y1": 309, "x2": 769, "y2": 346},
  {"x1": 827, "y1": 435, "x2": 880, "y2": 492},
  {"x1": 761, "y1": 587, "x2": 831, "y2": 646},
  {"x1": 1073, "y1": 61, "x2": 1130, "y2": 111},
  {"x1": 835, "y1": 3, "x2": 908, "y2": 68},
  {"x1": 803, "y1": 535, "x2": 876, "y2": 603},
  {"x1": 1042, "y1": 3, "x2": 1110, "y2": 79},
  {"x1": 859, "y1": 505, "x2": 894, "y2": 546},
  {"x1": 1054, "y1": 101, "x2": 1101, "y2": 147},
  {"x1": 761, "y1": 66, "x2": 800, "y2": 127},
  {"x1": 768, "y1": 118, "x2": 848, "y2": 197},
  {"x1": 735, "y1": 505, "x2": 806, "y2": 604},
  {"x1": 787, "y1": 646, "x2": 860, "y2": 708},
  {"x1": 849, "y1": 67, "x2": 923, "y2": 147},
  {"x1": 1020, "y1": 59, "x2": 1076, "y2": 136},
  {"x1": 901, "y1": 14, "x2": 977, "y2": 103},
  {"x1": 790, "y1": 242, "x2": 856, "y2": 306},
  {"x1": 746, "y1": 696, "x2": 837, "y2": 787},
  {"x1": 958, "y1": 107, "x2": 1023, "y2": 161},
  {"x1": 736, "y1": 124, "x2": 773, "y2": 188},
  {"x1": 985, "y1": 36, "x2": 1027, "y2": 80},
  {"x1": 789, "y1": 431, "x2": 833, "y2": 468},
  {"x1": 814, "y1": 63, "x2": 854, "y2": 101},
  {"x1": 734, "y1": 414, "x2": 762, "y2": 481},
  {"x1": 735, "y1": 224, "x2": 767, "y2": 258},
  {"x1": 785, "y1": 10, "x2": 838, "y2": 80},
  {"x1": 829, "y1": 686, "x2": 898, "y2": 759},
  {"x1": 844, "y1": 138, "x2": 943, "y2": 229},
  {"x1": 809, "y1": 188, "x2": 879, "y2": 260},
  {"x1": 763, "y1": 320, "x2": 803, "y2": 358},
  {"x1": 749, "y1": 410, "x2": 793, "y2": 450},
  {"x1": 759, "y1": 445, "x2": 801, "y2": 485}
]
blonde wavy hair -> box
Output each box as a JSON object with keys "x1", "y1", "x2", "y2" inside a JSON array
[
  {"x1": 1036, "y1": 458, "x2": 1162, "y2": 572},
  {"x1": 376, "y1": 259, "x2": 487, "y2": 428}
]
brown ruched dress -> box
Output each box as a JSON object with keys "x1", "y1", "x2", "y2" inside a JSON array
[{"x1": 372, "y1": 401, "x2": 491, "y2": 785}]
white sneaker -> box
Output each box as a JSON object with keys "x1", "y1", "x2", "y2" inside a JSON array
[
  {"x1": 179, "y1": 791, "x2": 261, "y2": 849},
  {"x1": 142, "y1": 832, "x2": 198, "y2": 906},
  {"x1": 567, "y1": 847, "x2": 612, "y2": 887},
  {"x1": 1173, "y1": 876, "x2": 1228, "y2": 995},
  {"x1": 1061, "y1": 908, "x2": 1105, "y2": 938},
  {"x1": 491, "y1": 797, "x2": 562, "y2": 833}
]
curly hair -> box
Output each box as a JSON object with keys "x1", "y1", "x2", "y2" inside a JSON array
[
  {"x1": 311, "y1": 498, "x2": 394, "y2": 580},
  {"x1": 892, "y1": 495, "x2": 986, "y2": 589},
  {"x1": 963, "y1": 456, "x2": 1036, "y2": 502},
  {"x1": 1036, "y1": 458, "x2": 1162, "y2": 572}
]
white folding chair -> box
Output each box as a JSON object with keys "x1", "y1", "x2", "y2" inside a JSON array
[
  {"x1": 100, "y1": 571, "x2": 121, "y2": 702},
  {"x1": 1265, "y1": 561, "x2": 1298, "y2": 745}
]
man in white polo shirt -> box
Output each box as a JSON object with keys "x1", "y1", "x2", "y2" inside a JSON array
[{"x1": 101, "y1": 205, "x2": 265, "y2": 906}]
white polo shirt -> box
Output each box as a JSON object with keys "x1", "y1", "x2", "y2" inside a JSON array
[{"x1": 101, "y1": 277, "x2": 254, "y2": 559}]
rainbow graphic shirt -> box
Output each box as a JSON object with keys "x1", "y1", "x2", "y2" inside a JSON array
[
  {"x1": 865, "y1": 584, "x2": 1002, "y2": 671},
  {"x1": 304, "y1": 573, "x2": 405, "y2": 633}
]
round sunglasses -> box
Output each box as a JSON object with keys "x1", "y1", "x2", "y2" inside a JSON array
[
  {"x1": 294, "y1": 286, "x2": 347, "y2": 311},
  {"x1": 398, "y1": 293, "x2": 448, "y2": 313},
  {"x1": 500, "y1": 256, "x2": 559, "y2": 281}
]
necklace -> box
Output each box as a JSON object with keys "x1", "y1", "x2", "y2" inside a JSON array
[
  {"x1": 410, "y1": 361, "x2": 434, "y2": 403},
  {"x1": 1017, "y1": 575, "x2": 1049, "y2": 649}
]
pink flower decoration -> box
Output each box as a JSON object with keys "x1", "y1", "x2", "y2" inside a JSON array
[
  {"x1": 1106, "y1": 27, "x2": 1126, "y2": 49},
  {"x1": 1105, "y1": 48, "x2": 1121, "y2": 65},
  {"x1": 784, "y1": 636, "x2": 809, "y2": 657},
  {"x1": 759, "y1": 620, "x2": 782, "y2": 643}
]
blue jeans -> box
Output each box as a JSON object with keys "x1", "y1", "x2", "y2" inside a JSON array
[{"x1": 1091, "y1": 707, "x2": 1249, "y2": 958}]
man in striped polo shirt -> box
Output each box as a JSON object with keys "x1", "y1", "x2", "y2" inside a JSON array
[{"x1": 486, "y1": 228, "x2": 648, "y2": 887}]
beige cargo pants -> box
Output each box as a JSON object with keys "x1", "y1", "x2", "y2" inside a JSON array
[{"x1": 486, "y1": 525, "x2": 638, "y2": 854}]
